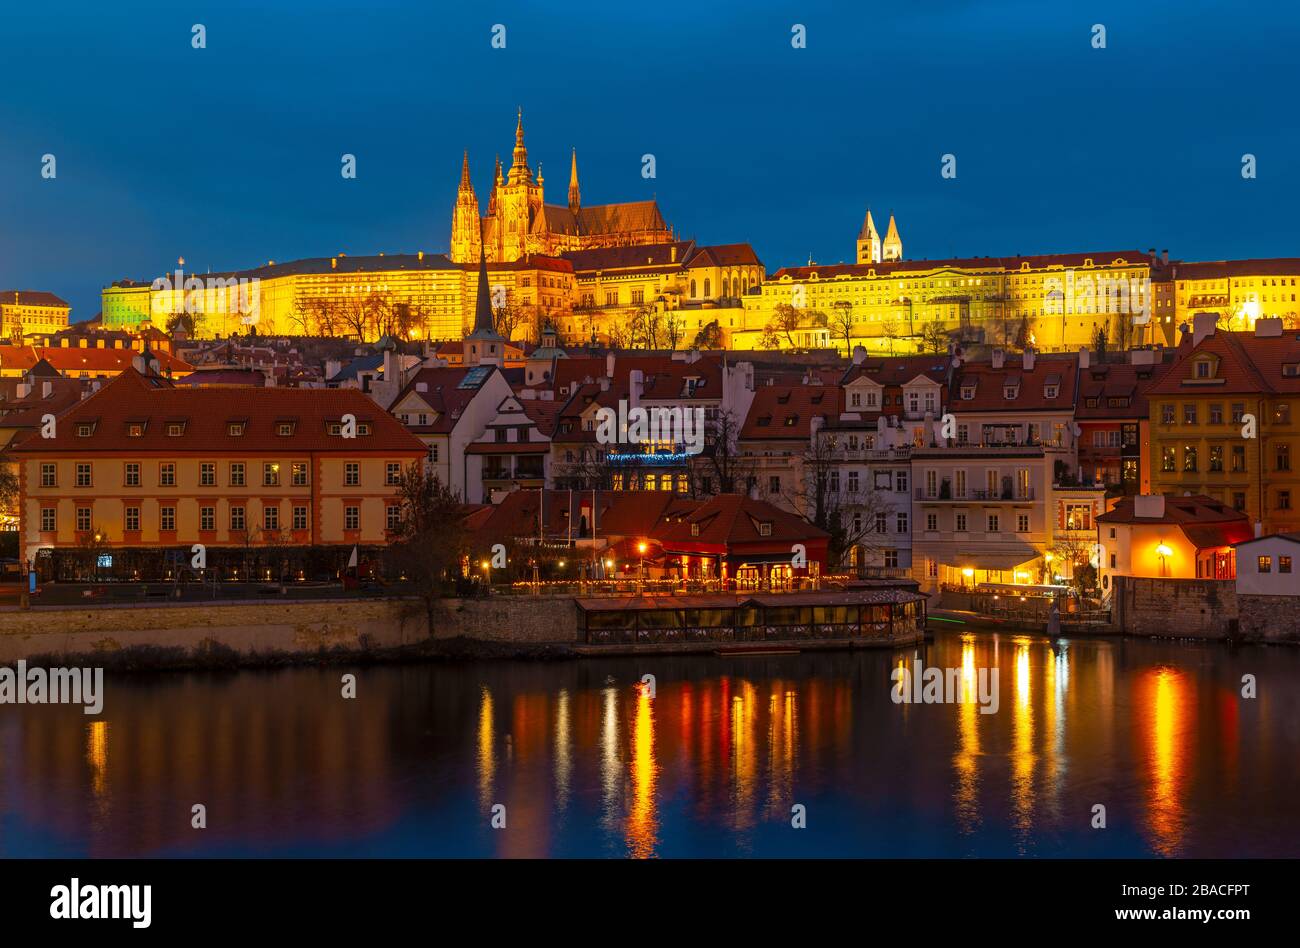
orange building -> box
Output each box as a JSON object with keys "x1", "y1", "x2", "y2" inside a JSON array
[{"x1": 9, "y1": 356, "x2": 426, "y2": 581}]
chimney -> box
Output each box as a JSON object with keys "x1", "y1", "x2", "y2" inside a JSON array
[
  {"x1": 605, "y1": 352, "x2": 615, "y2": 378},
  {"x1": 1162, "y1": 249, "x2": 1169, "y2": 265},
  {"x1": 670, "y1": 245, "x2": 677, "y2": 263},
  {"x1": 1133, "y1": 494, "x2": 1165, "y2": 519},
  {"x1": 16, "y1": 382, "x2": 29, "y2": 399},
  {"x1": 1192, "y1": 312, "x2": 1218, "y2": 346},
  {"x1": 1077, "y1": 346, "x2": 1090, "y2": 370},
  {"x1": 42, "y1": 380, "x2": 52, "y2": 397},
  {"x1": 598, "y1": 376, "x2": 610, "y2": 392},
  {"x1": 852, "y1": 344, "x2": 867, "y2": 366},
  {"x1": 991, "y1": 348, "x2": 1005, "y2": 369},
  {"x1": 1255, "y1": 317, "x2": 1283, "y2": 338},
  {"x1": 1023, "y1": 349, "x2": 1036, "y2": 371},
  {"x1": 628, "y1": 369, "x2": 644, "y2": 411},
  {"x1": 1130, "y1": 348, "x2": 1156, "y2": 366}
]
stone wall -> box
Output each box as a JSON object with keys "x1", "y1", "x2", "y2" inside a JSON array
[
  {"x1": 0, "y1": 595, "x2": 580, "y2": 664},
  {"x1": 1111, "y1": 576, "x2": 1237, "y2": 639},
  {"x1": 1237, "y1": 595, "x2": 1300, "y2": 644}
]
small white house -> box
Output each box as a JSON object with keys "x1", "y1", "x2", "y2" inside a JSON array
[{"x1": 1233, "y1": 534, "x2": 1300, "y2": 595}]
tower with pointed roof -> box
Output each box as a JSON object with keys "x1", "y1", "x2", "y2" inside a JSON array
[
  {"x1": 450, "y1": 151, "x2": 482, "y2": 263},
  {"x1": 856, "y1": 208, "x2": 881, "y2": 264},
  {"x1": 567, "y1": 149, "x2": 581, "y2": 215},
  {"x1": 464, "y1": 224, "x2": 506, "y2": 366},
  {"x1": 882, "y1": 212, "x2": 903, "y2": 261}
]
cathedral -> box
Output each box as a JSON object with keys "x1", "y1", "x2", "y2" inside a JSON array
[
  {"x1": 856, "y1": 208, "x2": 903, "y2": 264},
  {"x1": 449, "y1": 110, "x2": 674, "y2": 264}
]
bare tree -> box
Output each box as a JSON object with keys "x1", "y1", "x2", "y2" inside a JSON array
[
  {"x1": 689, "y1": 409, "x2": 756, "y2": 497},
  {"x1": 796, "y1": 432, "x2": 898, "y2": 571},
  {"x1": 388, "y1": 465, "x2": 468, "y2": 635},
  {"x1": 663, "y1": 312, "x2": 686, "y2": 350},
  {"x1": 919, "y1": 317, "x2": 950, "y2": 355},
  {"x1": 830, "y1": 300, "x2": 854, "y2": 354},
  {"x1": 492, "y1": 300, "x2": 528, "y2": 342},
  {"x1": 692, "y1": 320, "x2": 723, "y2": 349},
  {"x1": 628, "y1": 304, "x2": 663, "y2": 350},
  {"x1": 880, "y1": 318, "x2": 900, "y2": 355}
]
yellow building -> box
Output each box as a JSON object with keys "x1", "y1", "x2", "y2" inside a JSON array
[
  {"x1": 742, "y1": 249, "x2": 1159, "y2": 355},
  {"x1": 10, "y1": 357, "x2": 426, "y2": 580},
  {"x1": 1145, "y1": 316, "x2": 1300, "y2": 535},
  {"x1": 1169, "y1": 258, "x2": 1300, "y2": 329},
  {"x1": 1, "y1": 291, "x2": 70, "y2": 341}
]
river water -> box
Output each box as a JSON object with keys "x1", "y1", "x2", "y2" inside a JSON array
[{"x1": 2, "y1": 629, "x2": 1298, "y2": 857}]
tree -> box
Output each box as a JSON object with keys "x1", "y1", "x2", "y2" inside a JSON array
[
  {"x1": 829, "y1": 301, "x2": 854, "y2": 354},
  {"x1": 880, "y1": 318, "x2": 900, "y2": 355},
  {"x1": 770, "y1": 302, "x2": 827, "y2": 348},
  {"x1": 1091, "y1": 323, "x2": 1109, "y2": 361},
  {"x1": 689, "y1": 409, "x2": 756, "y2": 497},
  {"x1": 165, "y1": 310, "x2": 201, "y2": 337},
  {"x1": 628, "y1": 304, "x2": 663, "y2": 350},
  {"x1": 492, "y1": 300, "x2": 528, "y2": 342},
  {"x1": 388, "y1": 465, "x2": 469, "y2": 636},
  {"x1": 663, "y1": 312, "x2": 686, "y2": 350},
  {"x1": 919, "y1": 318, "x2": 950, "y2": 355},
  {"x1": 796, "y1": 430, "x2": 896, "y2": 571},
  {"x1": 692, "y1": 320, "x2": 723, "y2": 349},
  {"x1": 1013, "y1": 313, "x2": 1032, "y2": 351}
]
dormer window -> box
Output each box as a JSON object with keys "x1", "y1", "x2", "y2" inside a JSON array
[
  {"x1": 228, "y1": 422, "x2": 245, "y2": 436},
  {"x1": 277, "y1": 422, "x2": 296, "y2": 436},
  {"x1": 961, "y1": 385, "x2": 975, "y2": 401},
  {"x1": 77, "y1": 423, "x2": 93, "y2": 437},
  {"x1": 167, "y1": 423, "x2": 185, "y2": 437},
  {"x1": 1045, "y1": 385, "x2": 1058, "y2": 399},
  {"x1": 758, "y1": 522, "x2": 773, "y2": 537},
  {"x1": 127, "y1": 423, "x2": 144, "y2": 438},
  {"x1": 1195, "y1": 360, "x2": 1212, "y2": 379},
  {"x1": 1004, "y1": 386, "x2": 1018, "y2": 400},
  {"x1": 328, "y1": 422, "x2": 342, "y2": 436},
  {"x1": 690, "y1": 523, "x2": 700, "y2": 537}
]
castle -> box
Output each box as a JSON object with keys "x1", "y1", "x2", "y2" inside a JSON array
[
  {"x1": 856, "y1": 208, "x2": 903, "y2": 264},
  {"x1": 449, "y1": 109, "x2": 674, "y2": 264}
]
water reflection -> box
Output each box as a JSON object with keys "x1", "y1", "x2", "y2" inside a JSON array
[{"x1": 1, "y1": 635, "x2": 1298, "y2": 857}]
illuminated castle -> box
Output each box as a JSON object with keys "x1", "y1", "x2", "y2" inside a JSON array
[{"x1": 449, "y1": 109, "x2": 673, "y2": 264}]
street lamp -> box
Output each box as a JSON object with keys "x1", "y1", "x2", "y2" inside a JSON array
[
  {"x1": 1156, "y1": 543, "x2": 1173, "y2": 577},
  {"x1": 638, "y1": 542, "x2": 648, "y2": 587},
  {"x1": 962, "y1": 566, "x2": 974, "y2": 590}
]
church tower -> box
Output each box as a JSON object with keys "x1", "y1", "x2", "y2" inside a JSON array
[
  {"x1": 449, "y1": 151, "x2": 481, "y2": 263},
  {"x1": 497, "y1": 109, "x2": 545, "y2": 262},
  {"x1": 856, "y1": 208, "x2": 881, "y2": 264},
  {"x1": 882, "y1": 212, "x2": 903, "y2": 261},
  {"x1": 464, "y1": 223, "x2": 506, "y2": 366}
]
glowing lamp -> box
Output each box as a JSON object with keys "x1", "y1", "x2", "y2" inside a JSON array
[
  {"x1": 962, "y1": 568, "x2": 974, "y2": 578},
  {"x1": 1156, "y1": 544, "x2": 1173, "y2": 558}
]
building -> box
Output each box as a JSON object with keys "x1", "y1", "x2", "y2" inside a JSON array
[
  {"x1": 448, "y1": 110, "x2": 673, "y2": 265},
  {"x1": 9, "y1": 357, "x2": 427, "y2": 580},
  {"x1": 1232, "y1": 533, "x2": 1300, "y2": 595},
  {"x1": 1095, "y1": 494, "x2": 1253, "y2": 593},
  {"x1": 0, "y1": 291, "x2": 70, "y2": 341},
  {"x1": 1145, "y1": 316, "x2": 1300, "y2": 535},
  {"x1": 0, "y1": 342, "x2": 193, "y2": 379},
  {"x1": 1073, "y1": 347, "x2": 1169, "y2": 492}
]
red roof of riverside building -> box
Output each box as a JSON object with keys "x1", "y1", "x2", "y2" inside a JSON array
[
  {"x1": 740, "y1": 384, "x2": 840, "y2": 439},
  {"x1": 1145, "y1": 328, "x2": 1300, "y2": 397},
  {"x1": 951, "y1": 353, "x2": 1079, "y2": 413},
  {"x1": 1096, "y1": 494, "x2": 1255, "y2": 549},
  {"x1": 8, "y1": 367, "x2": 426, "y2": 455},
  {"x1": 655, "y1": 494, "x2": 829, "y2": 552}
]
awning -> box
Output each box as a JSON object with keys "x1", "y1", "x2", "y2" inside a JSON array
[{"x1": 914, "y1": 540, "x2": 1042, "y2": 571}]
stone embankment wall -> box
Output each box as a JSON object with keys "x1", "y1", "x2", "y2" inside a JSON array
[
  {"x1": 0, "y1": 595, "x2": 580, "y2": 665},
  {"x1": 1111, "y1": 576, "x2": 1237, "y2": 639}
]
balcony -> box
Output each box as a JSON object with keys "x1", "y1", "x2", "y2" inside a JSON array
[
  {"x1": 915, "y1": 487, "x2": 1035, "y2": 502},
  {"x1": 483, "y1": 464, "x2": 545, "y2": 483}
]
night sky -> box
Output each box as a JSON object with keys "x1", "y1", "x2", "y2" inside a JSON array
[{"x1": 1, "y1": 0, "x2": 1294, "y2": 322}]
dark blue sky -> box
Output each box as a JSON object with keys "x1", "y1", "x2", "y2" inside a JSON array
[{"x1": 1, "y1": 0, "x2": 1295, "y2": 322}]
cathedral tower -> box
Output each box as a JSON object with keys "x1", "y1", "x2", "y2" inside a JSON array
[
  {"x1": 856, "y1": 208, "x2": 881, "y2": 264},
  {"x1": 882, "y1": 212, "x2": 903, "y2": 261},
  {"x1": 568, "y1": 149, "x2": 581, "y2": 215},
  {"x1": 449, "y1": 151, "x2": 481, "y2": 263}
]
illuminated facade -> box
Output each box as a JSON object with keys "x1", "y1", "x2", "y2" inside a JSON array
[{"x1": 1, "y1": 291, "x2": 70, "y2": 341}]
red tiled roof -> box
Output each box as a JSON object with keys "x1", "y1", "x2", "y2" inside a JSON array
[
  {"x1": 0, "y1": 290, "x2": 70, "y2": 308},
  {"x1": 684, "y1": 243, "x2": 763, "y2": 268},
  {"x1": 772, "y1": 250, "x2": 1154, "y2": 281},
  {"x1": 9, "y1": 368, "x2": 426, "y2": 454},
  {"x1": 740, "y1": 384, "x2": 840, "y2": 439},
  {"x1": 1096, "y1": 494, "x2": 1252, "y2": 550},
  {"x1": 1144, "y1": 330, "x2": 1300, "y2": 396},
  {"x1": 1074, "y1": 359, "x2": 1171, "y2": 420},
  {"x1": 951, "y1": 354, "x2": 1078, "y2": 412},
  {"x1": 655, "y1": 494, "x2": 829, "y2": 550},
  {"x1": 1173, "y1": 259, "x2": 1300, "y2": 280},
  {"x1": 0, "y1": 345, "x2": 192, "y2": 377},
  {"x1": 388, "y1": 365, "x2": 500, "y2": 434}
]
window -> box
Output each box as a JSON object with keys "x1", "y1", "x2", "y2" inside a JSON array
[
  {"x1": 292, "y1": 462, "x2": 308, "y2": 486},
  {"x1": 884, "y1": 550, "x2": 899, "y2": 568},
  {"x1": 758, "y1": 521, "x2": 773, "y2": 537},
  {"x1": 200, "y1": 506, "x2": 215, "y2": 531},
  {"x1": 160, "y1": 506, "x2": 175, "y2": 531},
  {"x1": 278, "y1": 422, "x2": 295, "y2": 436},
  {"x1": 926, "y1": 513, "x2": 938, "y2": 532},
  {"x1": 228, "y1": 422, "x2": 245, "y2": 436},
  {"x1": 1277, "y1": 444, "x2": 1291, "y2": 472},
  {"x1": 1209, "y1": 445, "x2": 1223, "y2": 471},
  {"x1": 955, "y1": 513, "x2": 967, "y2": 532},
  {"x1": 387, "y1": 462, "x2": 402, "y2": 486},
  {"x1": 387, "y1": 505, "x2": 401, "y2": 531},
  {"x1": 1183, "y1": 446, "x2": 1198, "y2": 472},
  {"x1": 167, "y1": 423, "x2": 185, "y2": 437},
  {"x1": 1281, "y1": 555, "x2": 1293, "y2": 574},
  {"x1": 263, "y1": 505, "x2": 279, "y2": 531},
  {"x1": 428, "y1": 444, "x2": 439, "y2": 463},
  {"x1": 1183, "y1": 404, "x2": 1197, "y2": 425},
  {"x1": 768, "y1": 475, "x2": 780, "y2": 494},
  {"x1": 344, "y1": 505, "x2": 360, "y2": 530},
  {"x1": 1277, "y1": 403, "x2": 1292, "y2": 425},
  {"x1": 77, "y1": 423, "x2": 93, "y2": 438},
  {"x1": 230, "y1": 505, "x2": 246, "y2": 531},
  {"x1": 1258, "y1": 555, "x2": 1272, "y2": 574},
  {"x1": 1280, "y1": 490, "x2": 1292, "y2": 511},
  {"x1": 1209, "y1": 404, "x2": 1223, "y2": 425},
  {"x1": 875, "y1": 513, "x2": 887, "y2": 534},
  {"x1": 894, "y1": 471, "x2": 908, "y2": 493},
  {"x1": 1231, "y1": 403, "x2": 1245, "y2": 423},
  {"x1": 987, "y1": 514, "x2": 1000, "y2": 533},
  {"x1": 230, "y1": 463, "x2": 245, "y2": 486},
  {"x1": 1233, "y1": 492, "x2": 1247, "y2": 511},
  {"x1": 1161, "y1": 404, "x2": 1175, "y2": 424},
  {"x1": 293, "y1": 506, "x2": 308, "y2": 530},
  {"x1": 896, "y1": 513, "x2": 908, "y2": 534},
  {"x1": 159, "y1": 463, "x2": 176, "y2": 486},
  {"x1": 40, "y1": 507, "x2": 55, "y2": 532},
  {"x1": 40, "y1": 463, "x2": 56, "y2": 487},
  {"x1": 1232, "y1": 445, "x2": 1246, "y2": 473},
  {"x1": 125, "y1": 506, "x2": 140, "y2": 532},
  {"x1": 1017, "y1": 514, "x2": 1030, "y2": 533},
  {"x1": 75, "y1": 462, "x2": 92, "y2": 487},
  {"x1": 76, "y1": 507, "x2": 91, "y2": 532},
  {"x1": 345, "y1": 462, "x2": 360, "y2": 486}
]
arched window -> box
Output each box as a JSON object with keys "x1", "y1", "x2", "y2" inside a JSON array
[
  {"x1": 704, "y1": 278, "x2": 711, "y2": 298},
  {"x1": 690, "y1": 279, "x2": 697, "y2": 298}
]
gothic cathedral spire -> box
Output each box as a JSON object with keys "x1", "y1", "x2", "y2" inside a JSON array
[
  {"x1": 568, "y1": 148, "x2": 581, "y2": 214},
  {"x1": 883, "y1": 212, "x2": 903, "y2": 261},
  {"x1": 450, "y1": 150, "x2": 481, "y2": 263},
  {"x1": 507, "y1": 107, "x2": 532, "y2": 185}
]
